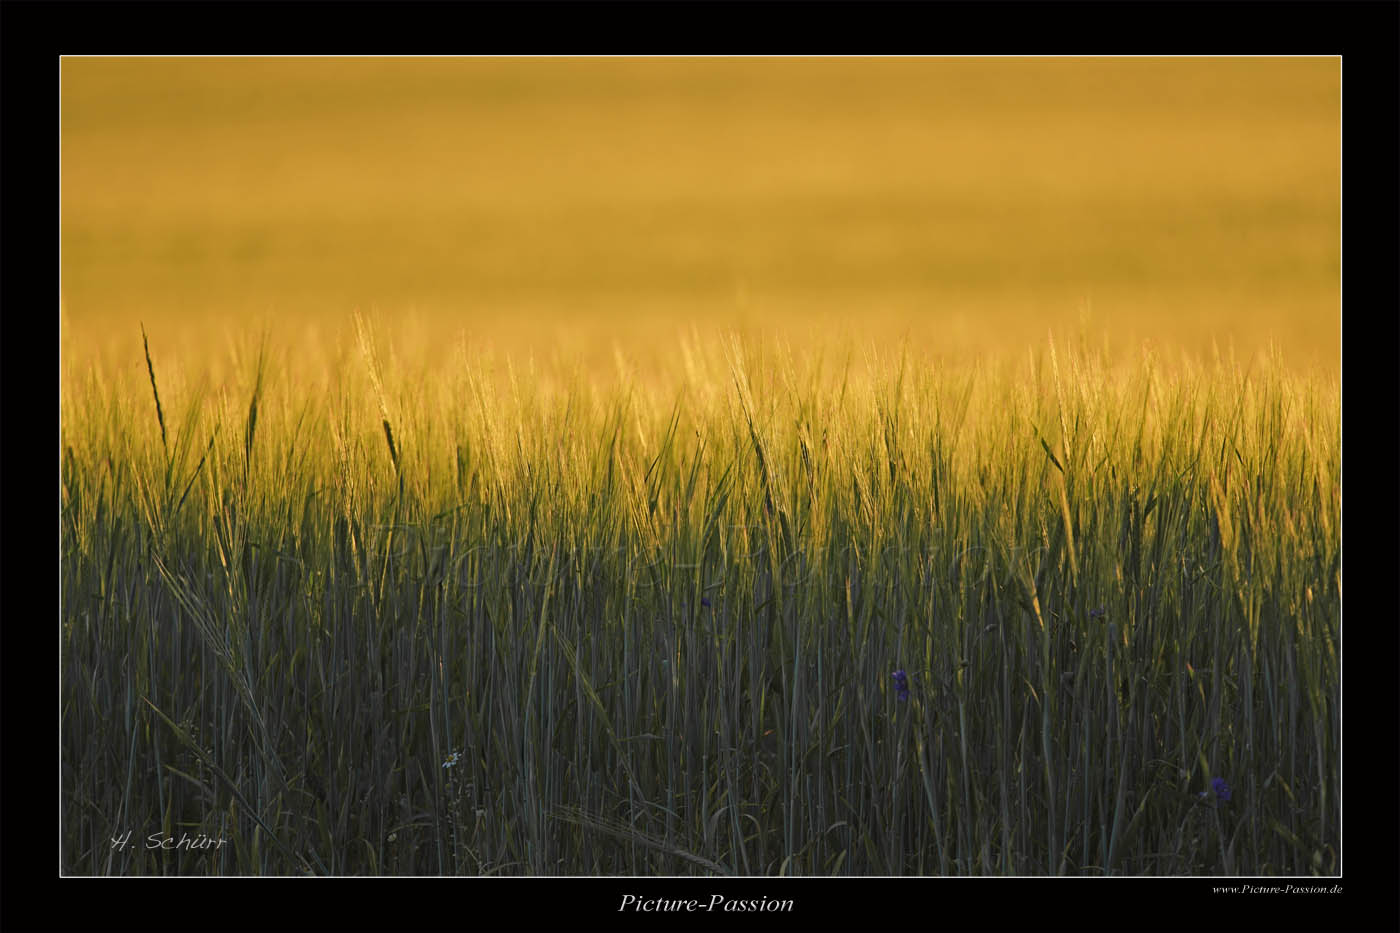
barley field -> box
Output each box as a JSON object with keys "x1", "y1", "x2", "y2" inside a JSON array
[{"x1": 60, "y1": 57, "x2": 1340, "y2": 876}]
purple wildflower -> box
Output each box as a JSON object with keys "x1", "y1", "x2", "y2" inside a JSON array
[
  {"x1": 1198, "y1": 776, "x2": 1232, "y2": 805},
  {"x1": 1088, "y1": 606, "x2": 1106, "y2": 620},
  {"x1": 701, "y1": 597, "x2": 712, "y2": 609},
  {"x1": 892, "y1": 669, "x2": 910, "y2": 702}
]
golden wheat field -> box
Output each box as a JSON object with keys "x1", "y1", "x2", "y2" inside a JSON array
[{"x1": 61, "y1": 57, "x2": 1339, "y2": 877}]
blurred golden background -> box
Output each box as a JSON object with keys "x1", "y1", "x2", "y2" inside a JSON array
[{"x1": 61, "y1": 57, "x2": 1339, "y2": 374}]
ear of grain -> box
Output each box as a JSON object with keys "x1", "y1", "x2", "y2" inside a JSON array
[
  {"x1": 244, "y1": 331, "x2": 268, "y2": 481},
  {"x1": 140, "y1": 324, "x2": 168, "y2": 456},
  {"x1": 356, "y1": 309, "x2": 401, "y2": 475}
]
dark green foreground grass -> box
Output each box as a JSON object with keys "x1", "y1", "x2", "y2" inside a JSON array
[{"x1": 60, "y1": 335, "x2": 1339, "y2": 875}]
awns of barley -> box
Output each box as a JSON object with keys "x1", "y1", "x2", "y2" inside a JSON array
[
  {"x1": 244, "y1": 333, "x2": 268, "y2": 477},
  {"x1": 140, "y1": 323, "x2": 167, "y2": 454},
  {"x1": 382, "y1": 418, "x2": 400, "y2": 473}
]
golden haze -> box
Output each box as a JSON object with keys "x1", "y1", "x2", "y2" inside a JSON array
[{"x1": 61, "y1": 57, "x2": 1339, "y2": 376}]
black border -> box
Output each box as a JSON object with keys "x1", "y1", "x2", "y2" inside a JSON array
[{"x1": 10, "y1": 2, "x2": 1398, "y2": 931}]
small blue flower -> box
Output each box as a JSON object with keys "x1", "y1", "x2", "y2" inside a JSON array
[
  {"x1": 1198, "y1": 776, "x2": 1231, "y2": 805},
  {"x1": 1088, "y1": 606, "x2": 1106, "y2": 620},
  {"x1": 701, "y1": 597, "x2": 712, "y2": 609},
  {"x1": 892, "y1": 669, "x2": 910, "y2": 702}
]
